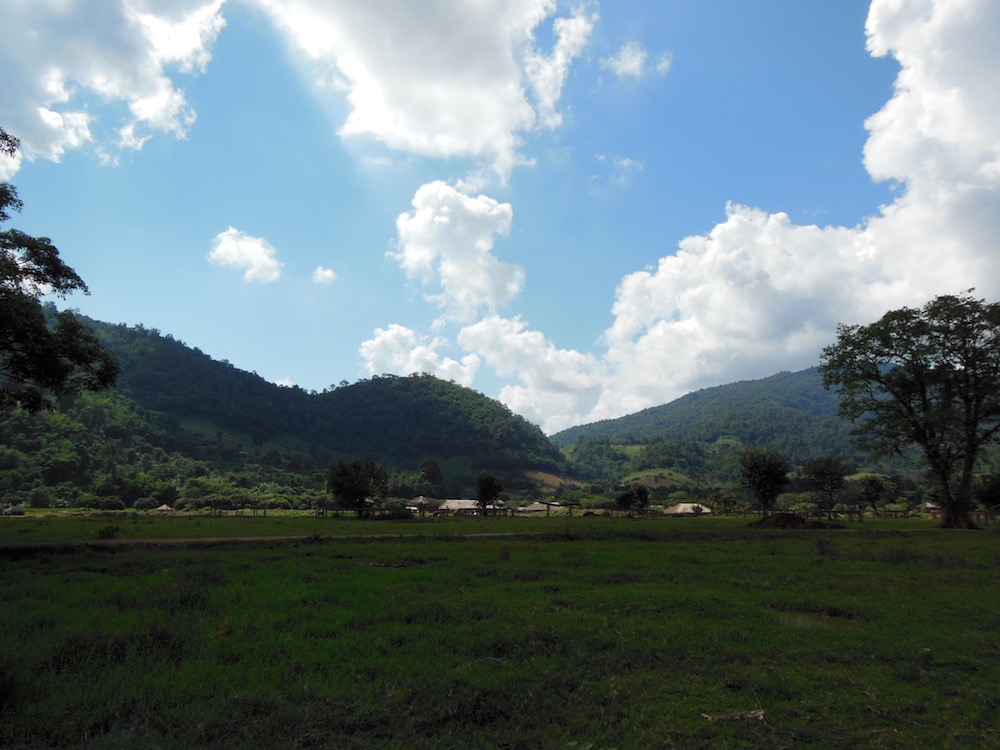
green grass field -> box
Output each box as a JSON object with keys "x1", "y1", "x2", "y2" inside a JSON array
[{"x1": 1, "y1": 515, "x2": 998, "y2": 748}]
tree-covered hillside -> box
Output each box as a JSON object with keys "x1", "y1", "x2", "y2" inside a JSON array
[
  {"x1": 5, "y1": 314, "x2": 937, "y2": 513},
  {"x1": 0, "y1": 312, "x2": 568, "y2": 510},
  {"x1": 553, "y1": 369, "x2": 862, "y2": 467},
  {"x1": 88, "y1": 316, "x2": 563, "y2": 474},
  {"x1": 313, "y1": 373, "x2": 563, "y2": 471}
]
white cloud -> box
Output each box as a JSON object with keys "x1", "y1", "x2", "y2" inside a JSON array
[
  {"x1": 360, "y1": 324, "x2": 480, "y2": 386},
  {"x1": 858, "y1": 0, "x2": 1000, "y2": 301},
  {"x1": 594, "y1": 203, "x2": 879, "y2": 420},
  {"x1": 312, "y1": 266, "x2": 337, "y2": 284},
  {"x1": 600, "y1": 41, "x2": 671, "y2": 80},
  {"x1": 359, "y1": 313, "x2": 601, "y2": 433},
  {"x1": 457, "y1": 315, "x2": 605, "y2": 434},
  {"x1": 208, "y1": 227, "x2": 283, "y2": 283},
  {"x1": 523, "y1": 7, "x2": 599, "y2": 130},
  {"x1": 458, "y1": 0, "x2": 1000, "y2": 431},
  {"x1": 0, "y1": 149, "x2": 22, "y2": 182},
  {"x1": 391, "y1": 180, "x2": 524, "y2": 322},
  {"x1": 654, "y1": 52, "x2": 674, "y2": 76},
  {"x1": 251, "y1": 0, "x2": 594, "y2": 182},
  {"x1": 601, "y1": 41, "x2": 646, "y2": 78},
  {"x1": 0, "y1": 0, "x2": 225, "y2": 172},
  {"x1": 134, "y1": 0, "x2": 227, "y2": 74}
]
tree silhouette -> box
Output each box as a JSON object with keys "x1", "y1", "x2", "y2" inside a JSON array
[
  {"x1": 738, "y1": 447, "x2": 790, "y2": 514},
  {"x1": 821, "y1": 291, "x2": 1000, "y2": 528},
  {"x1": 1, "y1": 127, "x2": 118, "y2": 412}
]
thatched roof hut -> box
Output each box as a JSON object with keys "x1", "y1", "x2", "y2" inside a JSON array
[
  {"x1": 435, "y1": 498, "x2": 479, "y2": 516},
  {"x1": 517, "y1": 501, "x2": 553, "y2": 515}
]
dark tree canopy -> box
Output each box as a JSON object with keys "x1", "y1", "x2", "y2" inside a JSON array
[
  {"x1": 0, "y1": 129, "x2": 16, "y2": 158},
  {"x1": 857, "y1": 475, "x2": 888, "y2": 514},
  {"x1": 738, "y1": 447, "x2": 790, "y2": 513},
  {"x1": 820, "y1": 291, "x2": 1000, "y2": 528},
  {"x1": 973, "y1": 474, "x2": 1000, "y2": 516},
  {"x1": 800, "y1": 457, "x2": 849, "y2": 516},
  {"x1": 475, "y1": 472, "x2": 504, "y2": 512},
  {"x1": 616, "y1": 481, "x2": 650, "y2": 512},
  {"x1": 420, "y1": 458, "x2": 445, "y2": 489},
  {"x1": 325, "y1": 459, "x2": 387, "y2": 515},
  {"x1": 0, "y1": 127, "x2": 118, "y2": 412}
]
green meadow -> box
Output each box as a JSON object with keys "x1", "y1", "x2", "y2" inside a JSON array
[{"x1": 1, "y1": 515, "x2": 998, "y2": 749}]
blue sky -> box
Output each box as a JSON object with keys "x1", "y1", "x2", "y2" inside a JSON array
[{"x1": 3, "y1": 0, "x2": 999, "y2": 433}]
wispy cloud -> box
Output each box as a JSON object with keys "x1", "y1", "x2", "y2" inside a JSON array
[
  {"x1": 591, "y1": 153, "x2": 645, "y2": 192},
  {"x1": 600, "y1": 41, "x2": 672, "y2": 80}
]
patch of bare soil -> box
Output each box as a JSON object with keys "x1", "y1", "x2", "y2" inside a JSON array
[{"x1": 747, "y1": 512, "x2": 844, "y2": 530}]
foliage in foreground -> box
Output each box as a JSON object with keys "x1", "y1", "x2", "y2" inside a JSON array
[
  {"x1": 0, "y1": 128, "x2": 118, "y2": 413},
  {"x1": 1, "y1": 520, "x2": 998, "y2": 749}
]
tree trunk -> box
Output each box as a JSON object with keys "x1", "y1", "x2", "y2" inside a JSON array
[
  {"x1": 930, "y1": 462, "x2": 979, "y2": 529},
  {"x1": 938, "y1": 502, "x2": 978, "y2": 529}
]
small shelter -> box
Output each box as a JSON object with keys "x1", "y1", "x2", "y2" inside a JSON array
[
  {"x1": 155, "y1": 504, "x2": 173, "y2": 513},
  {"x1": 518, "y1": 501, "x2": 554, "y2": 516},
  {"x1": 435, "y1": 498, "x2": 480, "y2": 516},
  {"x1": 664, "y1": 502, "x2": 712, "y2": 516}
]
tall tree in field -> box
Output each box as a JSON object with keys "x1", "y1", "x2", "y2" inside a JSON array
[
  {"x1": 475, "y1": 472, "x2": 504, "y2": 514},
  {"x1": 738, "y1": 447, "x2": 790, "y2": 514},
  {"x1": 1, "y1": 127, "x2": 118, "y2": 412},
  {"x1": 857, "y1": 475, "x2": 888, "y2": 516},
  {"x1": 616, "y1": 481, "x2": 650, "y2": 514},
  {"x1": 800, "y1": 457, "x2": 850, "y2": 518},
  {"x1": 820, "y1": 291, "x2": 1000, "y2": 529},
  {"x1": 326, "y1": 459, "x2": 387, "y2": 517}
]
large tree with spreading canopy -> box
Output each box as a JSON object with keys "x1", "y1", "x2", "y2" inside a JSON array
[
  {"x1": 819, "y1": 291, "x2": 1000, "y2": 528},
  {"x1": 1, "y1": 127, "x2": 118, "y2": 412}
]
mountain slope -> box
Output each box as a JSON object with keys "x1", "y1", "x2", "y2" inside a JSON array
[
  {"x1": 552, "y1": 368, "x2": 859, "y2": 466},
  {"x1": 88, "y1": 317, "x2": 564, "y2": 473}
]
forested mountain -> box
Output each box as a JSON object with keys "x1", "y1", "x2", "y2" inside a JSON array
[
  {"x1": 0, "y1": 313, "x2": 566, "y2": 510},
  {"x1": 89, "y1": 317, "x2": 564, "y2": 474},
  {"x1": 552, "y1": 369, "x2": 863, "y2": 468},
  {"x1": 3, "y1": 313, "x2": 924, "y2": 513}
]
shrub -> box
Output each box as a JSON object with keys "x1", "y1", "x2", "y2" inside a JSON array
[
  {"x1": 74, "y1": 493, "x2": 100, "y2": 509},
  {"x1": 26, "y1": 487, "x2": 54, "y2": 508}
]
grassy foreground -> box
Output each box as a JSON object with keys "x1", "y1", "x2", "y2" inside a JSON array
[{"x1": 1, "y1": 517, "x2": 998, "y2": 748}]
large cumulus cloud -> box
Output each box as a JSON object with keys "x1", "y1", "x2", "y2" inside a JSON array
[
  {"x1": 253, "y1": 0, "x2": 596, "y2": 182},
  {"x1": 391, "y1": 181, "x2": 524, "y2": 323},
  {"x1": 379, "y1": 0, "x2": 1000, "y2": 434},
  {"x1": 0, "y1": 0, "x2": 225, "y2": 169}
]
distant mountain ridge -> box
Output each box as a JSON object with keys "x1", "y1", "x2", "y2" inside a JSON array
[
  {"x1": 552, "y1": 368, "x2": 861, "y2": 466},
  {"x1": 3, "y1": 314, "x2": 903, "y2": 513},
  {"x1": 87, "y1": 317, "x2": 564, "y2": 474},
  {"x1": 95, "y1": 314, "x2": 859, "y2": 472}
]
